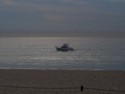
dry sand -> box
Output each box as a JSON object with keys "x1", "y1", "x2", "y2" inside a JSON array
[{"x1": 0, "y1": 69, "x2": 125, "y2": 94}]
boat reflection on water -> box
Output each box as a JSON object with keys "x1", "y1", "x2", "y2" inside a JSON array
[{"x1": 56, "y1": 43, "x2": 74, "y2": 52}]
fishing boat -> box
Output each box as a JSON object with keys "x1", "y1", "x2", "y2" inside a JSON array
[{"x1": 56, "y1": 43, "x2": 74, "y2": 52}]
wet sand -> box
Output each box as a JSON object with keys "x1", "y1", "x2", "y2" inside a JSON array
[{"x1": 0, "y1": 69, "x2": 125, "y2": 94}]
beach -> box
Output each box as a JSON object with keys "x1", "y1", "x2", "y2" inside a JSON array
[{"x1": 0, "y1": 69, "x2": 125, "y2": 94}]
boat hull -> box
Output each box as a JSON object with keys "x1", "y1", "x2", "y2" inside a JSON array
[{"x1": 56, "y1": 47, "x2": 74, "y2": 52}]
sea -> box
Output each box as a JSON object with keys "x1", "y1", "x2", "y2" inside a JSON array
[{"x1": 0, "y1": 37, "x2": 125, "y2": 71}]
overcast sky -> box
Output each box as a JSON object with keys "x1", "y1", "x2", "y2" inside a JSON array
[{"x1": 0, "y1": 0, "x2": 125, "y2": 37}]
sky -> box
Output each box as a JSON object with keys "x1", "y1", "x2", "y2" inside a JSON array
[{"x1": 0, "y1": 0, "x2": 125, "y2": 37}]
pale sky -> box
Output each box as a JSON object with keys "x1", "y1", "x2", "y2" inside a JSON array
[{"x1": 0, "y1": 0, "x2": 125, "y2": 37}]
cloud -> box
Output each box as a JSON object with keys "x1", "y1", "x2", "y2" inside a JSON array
[
  {"x1": 1, "y1": 0, "x2": 23, "y2": 6},
  {"x1": 108, "y1": 0, "x2": 125, "y2": 3},
  {"x1": 0, "y1": 0, "x2": 124, "y2": 23},
  {"x1": 0, "y1": 0, "x2": 125, "y2": 36},
  {"x1": 1, "y1": 0, "x2": 15, "y2": 5},
  {"x1": 0, "y1": 0, "x2": 90, "y2": 22},
  {"x1": 0, "y1": 0, "x2": 122, "y2": 14},
  {"x1": 1, "y1": 0, "x2": 125, "y2": 20},
  {"x1": 0, "y1": 0, "x2": 39, "y2": 11}
]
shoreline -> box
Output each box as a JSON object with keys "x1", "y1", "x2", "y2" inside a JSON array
[{"x1": 0, "y1": 69, "x2": 125, "y2": 94}]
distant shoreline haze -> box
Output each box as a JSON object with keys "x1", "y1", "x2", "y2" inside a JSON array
[{"x1": 0, "y1": 31, "x2": 125, "y2": 37}]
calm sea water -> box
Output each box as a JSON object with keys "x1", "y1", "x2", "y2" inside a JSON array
[{"x1": 0, "y1": 37, "x2": 125, "y2": 70}]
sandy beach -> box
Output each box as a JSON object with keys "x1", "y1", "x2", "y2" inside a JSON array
[{"x1": 0, "y1": 69, "x2": 125, "y2": 94}]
